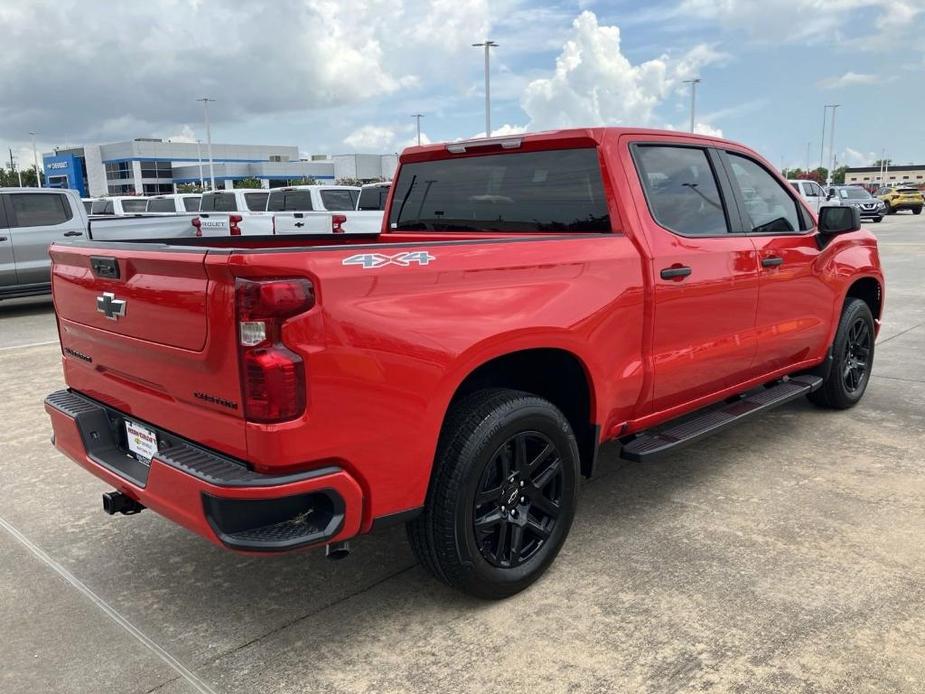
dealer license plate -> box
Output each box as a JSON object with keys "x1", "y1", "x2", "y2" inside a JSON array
[{"x1": 125, "y1": 420, "x2": 158, "y2": 464}]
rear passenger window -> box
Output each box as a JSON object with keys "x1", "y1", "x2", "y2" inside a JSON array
[
  {"x1": 200, "y1": 194, "x2": 237, "y2": 212},
  {"x1": 320, "y1": 190, "x2": 357, "y2": 211},
  {"x1": 146, "y1": 198, "x2": 176, "y2": 212},
  {"x1": 634, "y1": 146, "x2": 728, "y2": 236},
  {"x1": 183, "y1": 197, "x2": 201, "y2": 211},
  {"x1": 9, "y1": 193, "x2": 72, "y2": 228},
  {"x1": 267, "y1": 191, "x2": 314, "y2": 212},
  {"x1": 726, "y1": 154, "x2": 804, "y2": 233},
  {"x1": 244, "y1": 192, "x2": 269, "y2": 211}
]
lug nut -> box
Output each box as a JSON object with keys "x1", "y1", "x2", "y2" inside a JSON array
[
  {"x1": 520, "y1": 496, "x2": 525, "y2": 503},
  {"x1": 520, "y1": 480, "x2": 524, "y2": 487}
]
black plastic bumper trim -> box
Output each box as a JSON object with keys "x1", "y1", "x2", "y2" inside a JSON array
[
  {"x1": 45, "y1": 389, "x2": 340, "y2": 488},
  {"x1": 370, "y1": 507, "x2": 423, "y2": 532},
  {"x1": 202, "y1": 490, "x2": 345, "y2": 552}
]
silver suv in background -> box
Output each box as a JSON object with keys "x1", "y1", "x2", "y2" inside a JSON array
[
  {"x1": 0, "y1": 188, "x2": 87, "y2": 299},
  {"x1": 833, "y1": 185, "x2": 886, "y2": 222}
]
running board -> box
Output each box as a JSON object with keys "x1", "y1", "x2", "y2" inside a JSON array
[{"x1": 620, "y1": 376, "x2": 823, "y2": 462}]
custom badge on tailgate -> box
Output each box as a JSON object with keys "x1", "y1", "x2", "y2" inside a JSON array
[{"x1": 342, "y1": 251, "x2": 435, "y2": 269}]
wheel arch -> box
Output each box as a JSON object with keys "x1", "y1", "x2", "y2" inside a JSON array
[
  {"x1": 441, "y1": 347, "x2": 600, "y2": 478},
  {"x1": 844, "y1": 276, "x2": 883, "y2": 323}
]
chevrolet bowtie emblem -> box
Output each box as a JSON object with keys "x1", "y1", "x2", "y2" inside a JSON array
[{"x1": 96, "y1": 292, "x2": 126, "y2": 320}]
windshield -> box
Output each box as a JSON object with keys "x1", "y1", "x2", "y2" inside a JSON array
[
  {"x1": 838, "y1": 188, "x2": 871, "y2": 200},
  {"x1": 267, "y1": 190, "x2": 313, "y2": 211},
  {"x1": 200, "y1": 193, "x2": 237, "y2": 212},
  {"x1": 320, "y1": 189, "x2": 358, "y2": 211},
  {"x1": 121, "y1": 199, "x2": 148, "y2": 213},
  {"x1": 388, "y1": 148, "x2": 610, "y2": 232},
  {"x1": 358, "y1": 185, "x2": 390, "y2": 211},
  {"x1": 146, "y1": 198, "x2": 176, "y2": 212}
]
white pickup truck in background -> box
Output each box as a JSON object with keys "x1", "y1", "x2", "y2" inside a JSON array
[
  {"x1": 356, "y1": 182, "x2": 391, "y2": 211},
  {"x1": 90, "y1": 196, "x2": 150, "y2": 216},
  {"x1": 145, "y1": 193, "x2": 201, "y2": 214},
  {"x1": 269, "y1": 185, "x2": 384, "y2": 235},
  {"x1": 193, "y1": 189, "x2": 272, "y2": 236}
]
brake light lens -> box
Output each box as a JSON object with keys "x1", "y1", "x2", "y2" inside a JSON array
[
  {"x1": 332, "y1": 214, "x2": 347, "y2": 234},
  {"x1": 192, "y1": 216, "x2": 202, "y2": 237},
  {"x1": 229, "y1": 214, "x2": 243, "y2": 236},
  {"x1": 235, "y1": 278, "x2": 315, "y2": 422}
]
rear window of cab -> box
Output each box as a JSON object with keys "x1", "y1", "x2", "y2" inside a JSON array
[{"x1": 388, "y1": 148, "x2": 610, "y2": 232}]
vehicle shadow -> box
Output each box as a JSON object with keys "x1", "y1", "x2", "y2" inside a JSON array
[{"x1": 0, "y1": 295, "x2": 54, "y2": 317}]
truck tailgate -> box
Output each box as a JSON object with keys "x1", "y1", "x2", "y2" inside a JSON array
[
  {"x1": 52, "y1": 245, "x2": 209, "y2": 350},
  {"x1": 49, "y1": 243, "x2": 247, "y2": 458}
]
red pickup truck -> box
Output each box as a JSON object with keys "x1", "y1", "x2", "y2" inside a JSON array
[{"x1": 45, "y1": 128, "x2": 883, "y2": 598}]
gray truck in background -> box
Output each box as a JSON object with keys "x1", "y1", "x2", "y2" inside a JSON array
[{"x1": 1, "y1": 188, "x2": 196, "y2": 300}]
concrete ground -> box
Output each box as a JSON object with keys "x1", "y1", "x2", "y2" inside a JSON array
[{"x1": 1, "y1": 214, "x2": 922, "y2": 693}]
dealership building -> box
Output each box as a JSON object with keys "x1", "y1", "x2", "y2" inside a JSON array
[
  {"x1": 844, "y1": 164, "x2": 925, "y2": 187},
  {"x1": 42, "y1": 139, "x2": 398, "y2": 197}
]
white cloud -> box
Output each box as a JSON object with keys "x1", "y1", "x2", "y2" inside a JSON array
[
  {"x1": 818, "y1": 72, "x2": 880, "y2": 89},
  {"x1": 467, "y1": 123, "x2": 529, "y2": 139},
  {"x1": 844, "y1": 147, "x2": 876, "y2": 166},
  {"x1": 520, "y1": 11, "x2": 726, "y2": 131},
  {"x1": 693, "y1": 122, "x2": 723, "y2": 137},
  {"x1": 343, "y1": 123, "x2": 432, "y2": 152},
  {"x1": 677, "y1": 0, "x2": 925, "y2": 47},
  {"x1": 163, "y1": 125, "x2": 198, "y2": 144},
  {"x1": 0, "y1": 0, "x2": 489, "y2": 144}
]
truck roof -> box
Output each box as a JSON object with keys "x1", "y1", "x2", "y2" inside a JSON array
[
  {"x1": 400, "y1": 127, "x2": 734, "y2": 161},
  {"x1": 271, "y1": 185, "x2": 360, "y2": 192}
]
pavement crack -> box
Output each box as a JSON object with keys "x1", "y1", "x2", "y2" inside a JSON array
[
  {"x1": 877, "y1": 322, "x2": 923, "y2": 346},
  {"x1": 199, "y1": 562, "x2": 419, "y2": 668}
]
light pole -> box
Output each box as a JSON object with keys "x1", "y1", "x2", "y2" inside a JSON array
[
  {"x1": 8, "y1": 148, "x2": 23, "y2": 187},
  {"x1": 472, "y1": 40, "x2": 498, "y2": 137},
  {"x1": 28, "y1": 131, "x2": 40, "y2": 187},
  {"x1": 827, "y1": 104, "x2": 840, "y2": 185},
  {"x1": 196, "y1": 139, "x2": 205, "y2": 189},
  {"x1": 196, "y1": 98, "x2": 216, "y2": 189},
  {"x1": 411, "y1": 114, "x2": 423, "y2": 146},
  {"x1": 819, "y1": 105, "x2": 829, "y2": 171},
  {"x1": 683, "y1": 79, "x2": 701, "y2": 133}
]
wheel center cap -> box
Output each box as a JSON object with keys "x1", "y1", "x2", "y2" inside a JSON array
[{"x1": 502, "y1": 484, "x2": 520, "y2": 507}]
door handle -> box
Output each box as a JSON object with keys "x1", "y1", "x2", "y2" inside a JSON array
[
  {"x1": 63, "y1": 231, "x2": 84, "y2": 237},
  {"x1": 0, "y1": 236, "x2": 7, "y2": 242},
  {"x1": 660, "y1": 265, "x2": 692, "y2": 280},
  {"x1": 761, "y1": 256, "x2": 783, "y2": 268}
]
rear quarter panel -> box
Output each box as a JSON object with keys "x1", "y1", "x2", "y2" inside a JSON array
[{"x1": 225, "y1": 234, "x2": 646, "y2": 523}]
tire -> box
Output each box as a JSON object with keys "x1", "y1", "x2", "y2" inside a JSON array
[
  {"x1": 407, "y1": 388, "x2": 580, "y2": 599},
  {"x1": 808, "y1": 298, "x2": 875, "y2": 409},
  {"x1": 873, "y1": 217, "x2": 883, "y2": 223},
  {"x1": 913, "y1": 207, "x2": 922, "y2": 215},
  {"x1": 886, "y1": 204, "x2": 896, "y2": 215}
]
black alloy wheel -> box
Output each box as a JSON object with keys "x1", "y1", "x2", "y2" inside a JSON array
[
  {"x1": 843, "y1": 317, "x2": 871, "y2": 394},
  {"x1": 473, "y1": 431, "x2": 564, "y2": 569}
]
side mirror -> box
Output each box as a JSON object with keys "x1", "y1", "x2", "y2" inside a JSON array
[
  {"x1": 819, "y1": 205, "x2": 861, "y2": 235},
  {"x1": 826, "y1": 188, "x2": 836, "y2": 200}
]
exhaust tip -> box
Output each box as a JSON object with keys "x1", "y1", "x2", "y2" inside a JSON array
[
  {"x1": 102, "y1": 491, "x2": 145, "y2": 516},
  {"x1": 325, "y1": 541, "x2": 350, "y2": 560}
]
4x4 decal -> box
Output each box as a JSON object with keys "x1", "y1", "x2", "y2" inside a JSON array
[{"x1": 342, "y1": 251, "x2": 435, "y2": 269}]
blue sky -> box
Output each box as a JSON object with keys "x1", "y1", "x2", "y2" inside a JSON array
[{"x1": 2, "y1": 0, "x2": 923, "y2": 170}]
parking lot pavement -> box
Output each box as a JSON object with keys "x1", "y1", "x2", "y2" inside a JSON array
[{"x1": 1, "y1": 213, "x2": 923, "y2": 693}]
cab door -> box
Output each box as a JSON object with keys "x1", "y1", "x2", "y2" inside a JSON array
[
  {"x1": 3, "y1": 191, "x2": 83, "y2": 286},
  {"x1": 719, "y1": 151, "x2": 835, "y2": 375},
  {"x1": 0, "y1": 197, "x2": 15, "y2": 288},
  {"x1": 628, "y1": 141, "x2": 760, "y2": 415}
]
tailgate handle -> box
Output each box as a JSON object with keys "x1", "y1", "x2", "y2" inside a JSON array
[
  {"x1": 90, "y1": 256, "x2": 121, "y2": 279},
  {"x1": 63, "y1": 231, "x2": 84, "y2": 237}
]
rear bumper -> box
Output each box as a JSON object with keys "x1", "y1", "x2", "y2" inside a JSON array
[{"x1": 45, "y1": 390, "x2": 363, "y2": 553}]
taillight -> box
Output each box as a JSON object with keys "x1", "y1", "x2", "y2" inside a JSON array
[
  {"x1": 332, "y1": 214, "x2": 347, "y2": 234},
  {"x1": 192, "y1": 216, "x2": 202, "y2": 237},
  {"x1": 229, "y1": 214, "x2": 243, "y2": 236},
  {"x1": 235, "y1": 278, "x2": 315, "y2": 423}
]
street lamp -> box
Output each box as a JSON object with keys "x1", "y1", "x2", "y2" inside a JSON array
[
  {"x1": 827, "y1": 104, "x2": 840, "y2": 185},
  {"x1": 411, "y1": 114, "x2": 423, "y2": 146},
  {"x1": 682, "y1": 79, "x2": 701, "y2": 133},
  {"x1": 196, "y1": 98, "x2": 216, "y2": 189},
  {"x1": 472, "y1": 40, "x2": 498, "y2": 137},
  {"x1": 28, "y1": 131, "x2": 40, "y2": 187},
  {"x1": 196, "y1": 139, "x2": 205, "y2": 189}
]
